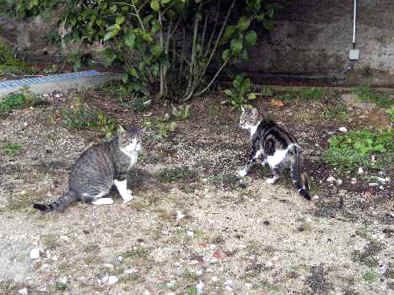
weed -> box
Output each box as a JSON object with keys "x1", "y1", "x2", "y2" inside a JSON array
[
  {"x1": 61, "y1": 99, "x2": 117, "y2": 136},
  {"x1": 362, "y1": 271, "x2": 377, "y2": 282},
  {"x1": 323, "y1": 129, "x2": 394, "y2": 171},
  {"x1": 120, "y1": 246, "x2": 150, "y2": 259},
  {"x1": 126, "y1": 96, "x2": 152, "y2": 112},
  {"x1": 41, "y1": 234, "x2": 59, "y2": 250},
  {"x1": 301, "y1": 87, "x2": 326, "y2": 101},
  {"x1": 209, "y1": 173, "x2": 244, "y2": 191},
  {"x1": 3, "y1": 143, "x2": 22, "y2": 156},
  {"x1": 144, "y1": 114, "x2": 177, "y2": 139},
  {"x1": 224, "y1": 74, "x2": 257, "y2": 108},
  {"x1": 353, "y1": 85, "x2": 394, "y2": 107},
  {"x1": 322, "y1": 103, "x2": 348, "y2": 120},
  {"x1": 0, "y1": 91, "x2": 43, "y2": 115},
  {"x1": 351, "y1": 240, "x2": 385, "y2": 267},
  {"x1": 253, "y1": 281, "x2": 283, "y2": 292},
  {"x1": 157, "y1": 167, "x2": 198, "y2": 183},
  {"x1": 386, "y1": 106, "x2": 394, "y2": 122},
  {"x1": 171, "y1": 104, "x2": 191, "y2": 120},
  {"x1": 0, "y1": 42, "x2": 36, "y2": 76},
  {"x1": 185, "y1": 286, "x2": 198, "y2": 295}
]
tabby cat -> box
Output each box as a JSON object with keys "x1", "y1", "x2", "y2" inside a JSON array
[
  {"x1": 238, "y1": 107, "x2": 310, "y2": 200},
  {"x1": 33, "y1": 126, "x2": 143, "y2": 212}
]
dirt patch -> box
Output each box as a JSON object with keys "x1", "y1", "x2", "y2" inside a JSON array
[{"x1": 0, "y1": 88, "x2": 393, "y2": 294}]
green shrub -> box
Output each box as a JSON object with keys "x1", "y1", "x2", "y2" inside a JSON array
[
  {"x1": 0, "y1": 91, "x2": 42, "y2": 114},
  {"x1": 224, "y1": 74, "x2": 257, "y2": 108}
]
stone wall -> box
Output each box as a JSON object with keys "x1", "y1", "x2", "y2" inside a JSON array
[{"x1": 237, "y1": 0, "x2": 394, "y2": 86}]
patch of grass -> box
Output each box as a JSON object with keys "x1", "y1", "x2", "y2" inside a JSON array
[
  {"x1": 2, "y1": 143, "x2": 22, "y2": 156},
  {"x1": 323, "y1": 129, "x2": 394, "y2": 171},
  {"x1": 144, "y1": 114, "x2": 177, "y2": 139},
  {"x1": 353, "y1": 85, "x2": 394, "y2": 107},
  {"x1": 0, "y1": 91, "x2": 44, "y2": 115},
  {"x1": 362, "y1": 271, "x2": 377, "y2": 282},
  {"x1": 278, "y1": 87, "x2": 331, "y2": 101},
  {"x1": 185, "y1": 286, "x2": 198, "y2": 295},
  {"x1": 61, "y1": 99, "x2": 117, "y2": 136},
  {"x1": 157, "y1": 167, "x2": 198, "y2": 183},
  {"x1": 322, "y1": 102, "x2": 348, "y2": 120}
]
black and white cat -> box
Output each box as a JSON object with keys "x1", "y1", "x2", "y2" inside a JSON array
[
  {"x1": 33, "y1": 126, "x2": 143, "y2": 212},
  {"x1": 238, "y1": 107, "x2": 310, "y2": 200}
]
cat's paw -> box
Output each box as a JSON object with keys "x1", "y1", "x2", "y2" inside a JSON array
[
  {"x1": 122, "y1": 190, "x2": 134, "y2": 204},
  {"x1": 238, "y1": 169, "x2": 248, "y2": 177},
  {"x1": 266, "y1": 176, "x2": 279, "y2": 184},
  {"x1": 92, "y1": 198, "x2": 114, "y2": 205}
]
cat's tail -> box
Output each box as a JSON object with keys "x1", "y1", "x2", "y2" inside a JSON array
[
  {"x1": 289, "y1": 144, "x2": 311, "y2": 201},
  {"x1": 33, "y1": 190, "x2": 79, "y2": 212}
]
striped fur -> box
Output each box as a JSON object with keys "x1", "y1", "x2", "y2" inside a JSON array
[
  {"x1": 239, "y1": 107, "x2": 310, "y2": 200},
  {"x1": 33, "y1": 126, "x2": 142, "y2": 212}
]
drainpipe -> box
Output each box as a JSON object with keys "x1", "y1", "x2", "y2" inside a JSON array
[{"x1": 349, "y1": 0, "x2": 359, "y2": 60}]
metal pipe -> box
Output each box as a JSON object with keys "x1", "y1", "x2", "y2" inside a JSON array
[{"x1": 352, "y1": 0, "x2": 357, "y2": 48}]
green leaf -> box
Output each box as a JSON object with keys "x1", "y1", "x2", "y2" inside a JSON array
[
  {"x1": 124, "y1": 32, "x2": 136, "y2": 48},
  {"x1": 224, "y1": 89, "x2": 233, "y2": 96},
  {"x1": 161, "y1": 0, "x2": 172, "y2": 4},
  {"x1": 103, "y1": 30, "x2": 118, "y2": 42},
  {"x1": 116, "y1": 16, "x2": 125, "y2": 25},
  {"x1": 222, "y1": 49, "x2": 231, "y2": 61},
  {"x1": 222, "y1": 25, "x2": 236, "y2": 42},
  {"x1": 151, "y1": 0, "x2": 160, "y2": 11},
  {"x1": 237, "y1": 16, "x2": 251, "y2": 32},
  {"x1": 248, "y1": 93, "x2": 257, "y2": 100},
  {"x1": 230, "y1": 39, "x2": 243, "y2": 55},
  {"x1": 245, "y1": 30, "x2": 257, "y2": 47},
  {"x1": 151, "y1": 44, "x2": 163, "y2": 57},
  {"x1": 142, "y1": 32, "x2": 153, "y2": 43}
]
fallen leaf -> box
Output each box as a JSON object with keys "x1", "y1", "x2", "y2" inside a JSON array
[{"x1": 270, "y1": 99, "x2": 284, "y2": 107}]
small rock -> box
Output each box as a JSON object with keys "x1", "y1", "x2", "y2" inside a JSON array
[
  {"x1": 312, "y1": 195, "x2": 320, "y2": 200},
  {"x1": 176, "y1": 210, "x2": 185, "y2": 221},
  {"x1": 30, "y1": 248, "x2": 40, "y2": 260},
  {"x1": 107, "y1": 276, "x2": 119, "y2": 285},
  {"x1": 18, "y1": 288, "x2": 28, "y2": 295},
  {"x1": 376, "y1": 177, "x2": 386, "y2": 183},
  {"x1": 338, "y1": 127, "x2": 348, "y2": 133},
  {"x1": 187, "y1": 230, "x2": 194, "y2": 238},
  {"x1": 196, "y1": 281, "x2": 204, "y2": 294},
  {"x1": 369, "y1": 183, "x2": 378, "y2": 187},
  {"x1": 351, "y1": 178, "x2": 357, "y2": 184},
  {"x1": 358, "y1": 167, "x2": 364, "y2": 175},
  {"x1": 326, "y1": 176, "x2": 336, "y2": 183},
  {"x1": 211, "y1": 276, "x2": 218, "y2": 282},
  {"x1": 336, "y1": 179, "x2": 343, "y2": 186}
]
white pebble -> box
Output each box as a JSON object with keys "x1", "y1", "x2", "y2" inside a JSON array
[
  {"x1": 30, "y1": 248, "x2": 40, "y2": 260},
  {"x1": 18, "y1": 288, "x2": 28, "y2": 295},
  {"x1": 338, "y1": 127, "x2": 348, "y2": 133},
  {"x1": 176, "y1": 210, "x2": 185, "y2": 221},
  {"x1": 358, "y1": 167, "x2": 364, "y2": 175},
  {"x1": 369, "y1": 183, "x2": 378, "y2": 187},
  {"x1": 326, "y1": 176, "x2": 336, "y2": 183},
  {"x1": 107, "y1": 276, "x2": 119, "y2": 285},
  {"x1": 336, "y1": 179, "x2": 343, "y2": 186},
  {"x1": 196, "y1": 281, "x2": 205, "y2": 294},
  {"x1": 351, "y1": 178, "x2": 357, "y2": 184},
  {"x1": 187, "y1": 230, "x2": 194, "y2": 237}
]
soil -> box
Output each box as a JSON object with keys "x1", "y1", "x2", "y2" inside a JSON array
[{"x1": 0, "y1": 85, "x2": 393, "y2": 295}]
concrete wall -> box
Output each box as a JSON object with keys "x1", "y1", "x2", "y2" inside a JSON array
[{"x1": 237, "y1": 0, "x2": 394, "y2": 86}]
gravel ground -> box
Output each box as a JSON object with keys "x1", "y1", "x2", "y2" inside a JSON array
[{"x1": 0, "y1": 90, "x2": 393, "y2": 295}]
